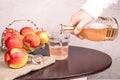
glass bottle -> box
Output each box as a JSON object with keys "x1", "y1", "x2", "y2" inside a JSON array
[{"x1": 60, "y1": 16, "x2": 119, "y2": 41}]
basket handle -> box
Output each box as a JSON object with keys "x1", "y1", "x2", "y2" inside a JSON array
[{"x1": 6, "y1": 19, "x2": 38, "y2": 30}]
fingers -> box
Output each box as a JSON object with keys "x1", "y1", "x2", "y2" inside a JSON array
[
  {"x1": 74, "y1": 19, "x2": 87, "y2": 34},
  {"x1": 69, "y1": 19, "x2": 85, "y2": 39},
  {"x1": 68, "y1": 10, "x2": 93, "y2": 39},
  {"x1": 74, "y1": 19, "x2": 89, "y2": 39},
  {"x1": 68, "y1": 15, "x2": 79, "y2": 27}
]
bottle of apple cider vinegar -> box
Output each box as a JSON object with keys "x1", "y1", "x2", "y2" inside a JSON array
[{"x1": 60, "y1": 16, "x2": 119, "y2": 41}]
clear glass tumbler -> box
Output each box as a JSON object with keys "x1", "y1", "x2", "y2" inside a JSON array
[{"x1": 48, "y1": 32, "x2": 70, "y2": 60}]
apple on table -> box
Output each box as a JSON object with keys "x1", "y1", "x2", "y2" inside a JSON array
[{"x1": 4, "y1": 48, "x2": 28, "y2": 69}]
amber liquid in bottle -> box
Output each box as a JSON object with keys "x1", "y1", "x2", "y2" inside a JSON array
[{"x1": 60, "y1": 17, "x2": 118, "y2": 41}]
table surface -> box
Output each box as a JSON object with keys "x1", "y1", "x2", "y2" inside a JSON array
[{"x1": 16, "y1": 45, "x2": 112, "y2": 80}]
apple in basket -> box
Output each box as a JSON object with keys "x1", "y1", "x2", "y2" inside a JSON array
[
  {"x1": 20, "y1": 27, "x2": 40, "y2": 51},
  {"x1": 36, "y1": 29, "x2": 50, "y2": 48},
  {"x1": 5, "y1": 35, "x2": 23, "y2": 49},
  {"x1": 4, "y1": 47, "x2": 28, "y2": 69},
  {"x1": 20, "y1": 26, "x2": 36, "y2": 36},
  {"x1": 22, "y1": 33, "x2": 40, "y2": 52},
  {"x1": 3, "y1": 28, "x2": 21, "y2": 43}
]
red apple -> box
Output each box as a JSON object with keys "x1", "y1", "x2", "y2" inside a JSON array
[
  {"x1": 23, "y1": 33, "x2": 40, "y2": 51},
  {"x1": 3, "y1": 28, "x2": 21, "y2": 42},
  {"x1": 36, "y1": 30, "x2": 50, "y2": 44},
  {"x1": 20, "y1": 27, "x2": 36, "y2": 36},
  {"x1": 4, "y1": 48, "x2": 28, "y2": 69},
  {"x1": 5, "y1": 35, "x2": 23, "y2": 49}
]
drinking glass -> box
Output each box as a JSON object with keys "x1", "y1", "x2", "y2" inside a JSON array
[{"x1": 48, "y1": 32, "x2": 70, "y2": 60}]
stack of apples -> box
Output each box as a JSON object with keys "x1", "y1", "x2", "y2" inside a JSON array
[{"x1": 3, "y1": 26, "x2": 50, "y2": 69}]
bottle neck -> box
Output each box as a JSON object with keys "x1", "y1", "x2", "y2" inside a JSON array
[{"x1": 60, "y1": 24, "x2": 74, "y2": 34}]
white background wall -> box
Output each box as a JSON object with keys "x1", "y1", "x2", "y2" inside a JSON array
[{"x1": 0, "y1": 0, "x2": 120, "y2": 79}]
